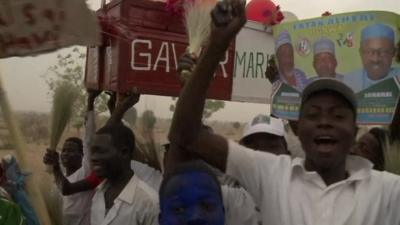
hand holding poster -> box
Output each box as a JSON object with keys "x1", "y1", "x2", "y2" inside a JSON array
[
  {"x1": 0, "y1": 0, "x2": 100, "y2": 58},
  {"x1": 271, "y1": 11, "x2": 400, "y2": 124}
]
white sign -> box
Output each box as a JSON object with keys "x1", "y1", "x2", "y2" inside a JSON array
[
  {"x1": 232, "y1": 21, "x2": 275, "y2": 103},
  {"x1": 0, "y1": 0, "x2": 100, "y2": 58}
]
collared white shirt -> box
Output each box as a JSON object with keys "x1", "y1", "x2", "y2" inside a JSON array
[
  {"x1": 131, "y1": 161, "x2": 163, "y2": 191},
  {"x1": 63, "y1": 111, "x2": 96, "y2": 225},
  {"x1": 131, "y1": 160, "x2": 258, "y2": 225},
  {"x1": 226, "y1": 140, "x2": 400, "y2": 225},
  {"x1": 91, "y1": 174, "x2": 158, "y2": 225}
]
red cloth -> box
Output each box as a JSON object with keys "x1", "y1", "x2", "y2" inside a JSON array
[{"x1": 85, "y1": 171, "x2": 103, "y2": 188}]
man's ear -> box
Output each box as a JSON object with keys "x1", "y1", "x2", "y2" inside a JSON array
[{"x1": 121, "y1": 146, "x2": 130, "y2": 157}]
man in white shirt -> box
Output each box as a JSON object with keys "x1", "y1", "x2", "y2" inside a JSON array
[
  {"x1": 167, "y1": 1, "x2": 400, "y2": 225},
  {"x1": 90, "y1": 123, "x2": 158, "y2": 225},
  {"x1": 43, "y1": 90, "x2": 100, "y2": 225}
]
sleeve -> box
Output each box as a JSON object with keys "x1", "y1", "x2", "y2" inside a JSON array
[
  {"x1": 225, "y1": 140, "x2": 288, "y2": 207},
  {"x1": 81, "y1": 110, "x2": 96, "y2": 176},
  {"x1": 140, "y1": 193, "x2": 159, "y2": 225},
  {"x1": 221, "y1": 185, "x2": 258, "y2": 225},
  {"x1": 143, "y1": 206, "x2": 158, "y2": 225}
]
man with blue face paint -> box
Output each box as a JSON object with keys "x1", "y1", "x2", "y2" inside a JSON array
[
  {"x1": 167, "y1": 0, "x2": 400, "y2": 224},
  {"x1": 344, "y1": 23, "x2": 400, "y2": 92},
  {"x1": 159, "y1": 161, "x2": 225, "y2": 225}
]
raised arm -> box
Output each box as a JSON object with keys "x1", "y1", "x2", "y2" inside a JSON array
[
  {"x1": 167, "y1": 0, "x2": 246, "y2": 172},
  {"x1": 42, "y1": 149, "x2": 81, "y2": 195},
  {"x1": 106, "y1": 89, "x2": 140, "y2": 126}
]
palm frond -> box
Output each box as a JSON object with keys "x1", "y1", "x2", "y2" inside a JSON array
[
  {"x1": 184, "y1": 0, "x2": 216, "y2": 56},
  {"x1": 49, "y1": 82, "x2": 78, "y2": 149}
]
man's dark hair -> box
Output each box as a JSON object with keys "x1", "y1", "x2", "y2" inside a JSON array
[
  {"x1": 65, "y1": 137, "x2": 83, "y2": 154},
  {"x1": 368, "y1": 127, "x2": 387, "y2": 171},
  {"x1": 96, "y1": 123, "x2": 135, "y2": 156},
  {"x1": 159, "y1": 160, "x2": 222, "y2": 204}
]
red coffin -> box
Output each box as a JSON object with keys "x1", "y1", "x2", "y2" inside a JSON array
[{"x1": 85, "y1": 0, "x2": 235, "y2": 100}]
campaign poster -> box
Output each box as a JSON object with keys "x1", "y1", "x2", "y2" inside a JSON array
[{"x1": 271, "y1": 11, "x2": 400, "y2": 124}]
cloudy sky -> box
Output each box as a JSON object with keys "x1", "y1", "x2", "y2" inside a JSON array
[{"x1": 1, "y1": 0, "x2": 399, "y2": 122}]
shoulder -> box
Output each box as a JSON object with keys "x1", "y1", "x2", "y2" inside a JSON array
[
  {"x1": 388, "y1": 67, "x2": 400, "y2": 77},
  {"x1": 343, "y1": 69, "x2": 364, "y2": 91},
  {"x1": 67, "y1": 167, "x2": 85, "y2": 181},
  {"x1": 221, "y1": 185, "x2": 254, "y2": 204},
  {"x1": 373, "y1": 170, "x2": 400, "y2": 185},
  {"x1": 227, "y1": 140, "x2": 292, "y2": 169},
  {"x1": 367, "y1": 170, "x2": 400, "y2": 194},
  {"x1": 345, "y1": 69, "x2": 363, "y2": 80},
  {"x1": 293, "y1": 68, "x2": 307, "y2": 79},
  {"x1": 135, "y1": 176, "x2": 159, "y2": 203}
]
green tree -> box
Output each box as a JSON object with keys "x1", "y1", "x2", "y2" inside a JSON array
[
  {"x1": 170, "y1": 98, "x2": 225, "y2": 119},
  {"x1": 43, "y1": 48, "x2": 108, "y2": 134}
]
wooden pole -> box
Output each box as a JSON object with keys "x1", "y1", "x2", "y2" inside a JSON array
[{"x1": 0, "y1": 74, "x2": 52, "y2": 225}]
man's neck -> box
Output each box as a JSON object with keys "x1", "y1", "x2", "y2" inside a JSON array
[
  {"x1": 366, "y1": 70, "x2": 387, "y2": 81},
  {"x1": 104, "y1": 168, "x2": 134, "y2": 213},
  {"x1": 65, "y1": 165, "x2": 81, "y2": 176},
  {"x1": 107, "y1": 168, "x2": 134, "y2": 190},
  {"x1": 305, "y1": 161, "x2": 348, "y2": 186}
]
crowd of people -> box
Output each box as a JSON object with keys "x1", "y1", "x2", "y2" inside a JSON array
[{"x1": 0, "y1": 0, "x2": 399, "y2": 224}]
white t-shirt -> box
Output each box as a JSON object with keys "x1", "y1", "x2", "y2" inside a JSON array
[
  {"x1": 131, "y1": 160, "x2": 258, "y2": 225},
  {"x1": 226, "y1": 140, "x2": 400, "y2": 225},
  {"x1": 62, "y1": 111, "x2": 95, "y2": 225},
  {"x1": 90, "y1": 174, "x2": 159, "y2": 225}
]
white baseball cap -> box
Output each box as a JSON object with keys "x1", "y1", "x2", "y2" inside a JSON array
[{"x1": 241, "y1": 114, "x2": 285, "y2": 141}]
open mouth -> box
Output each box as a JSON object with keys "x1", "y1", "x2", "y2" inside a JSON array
[
  {"x1": 91, "y1": 162, "x2": 104, "y2": 173},
  {"x1": 314, "y1": 135, "x2": 338, "y2": 146},
  {"x1": 61, "y1": 158, "x2": 69, "y2": 165}
]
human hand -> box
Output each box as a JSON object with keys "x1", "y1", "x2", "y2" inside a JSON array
[
  {"x1": 117, "y1": 87, "x2": 140, "y2": 110},
  {"x1": 43, "y1": 149, "x2": 60, "y2": 168},
  {"x1": 177, "y1": 52, "x2": 197, "y2": 84},
  {"x1": 209, "y1": 0, "x2": 246, "y2": 48}
]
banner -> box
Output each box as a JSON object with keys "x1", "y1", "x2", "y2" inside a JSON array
[
  {"x1": 0, "y1": 0, "x2": 100, "y2": 58},
  {"x1": 85, "y1": 0, "x2": 276, "y2": 103},
  {"x1": 271, "y1": 11, "x2": 400, "y2": 124}
]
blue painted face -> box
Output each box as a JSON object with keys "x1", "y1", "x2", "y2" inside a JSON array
[{"x1": 159, "y1": 171, "x2": 225, "y2": 225}]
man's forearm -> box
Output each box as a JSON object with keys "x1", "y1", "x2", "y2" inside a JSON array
[
  {"x1": 52, "y1": 165, "x2": 71, "y2": 195},
  {"x1": 106, "y1": 104, "x2": 128, "y2": 126},
  {"x1": 169, "y1": 41, "x2": 230, "y2": 146}
]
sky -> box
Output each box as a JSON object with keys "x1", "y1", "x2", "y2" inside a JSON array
[{"x1": 0, "y1": 0, "x2": 399, "y2": 122}]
